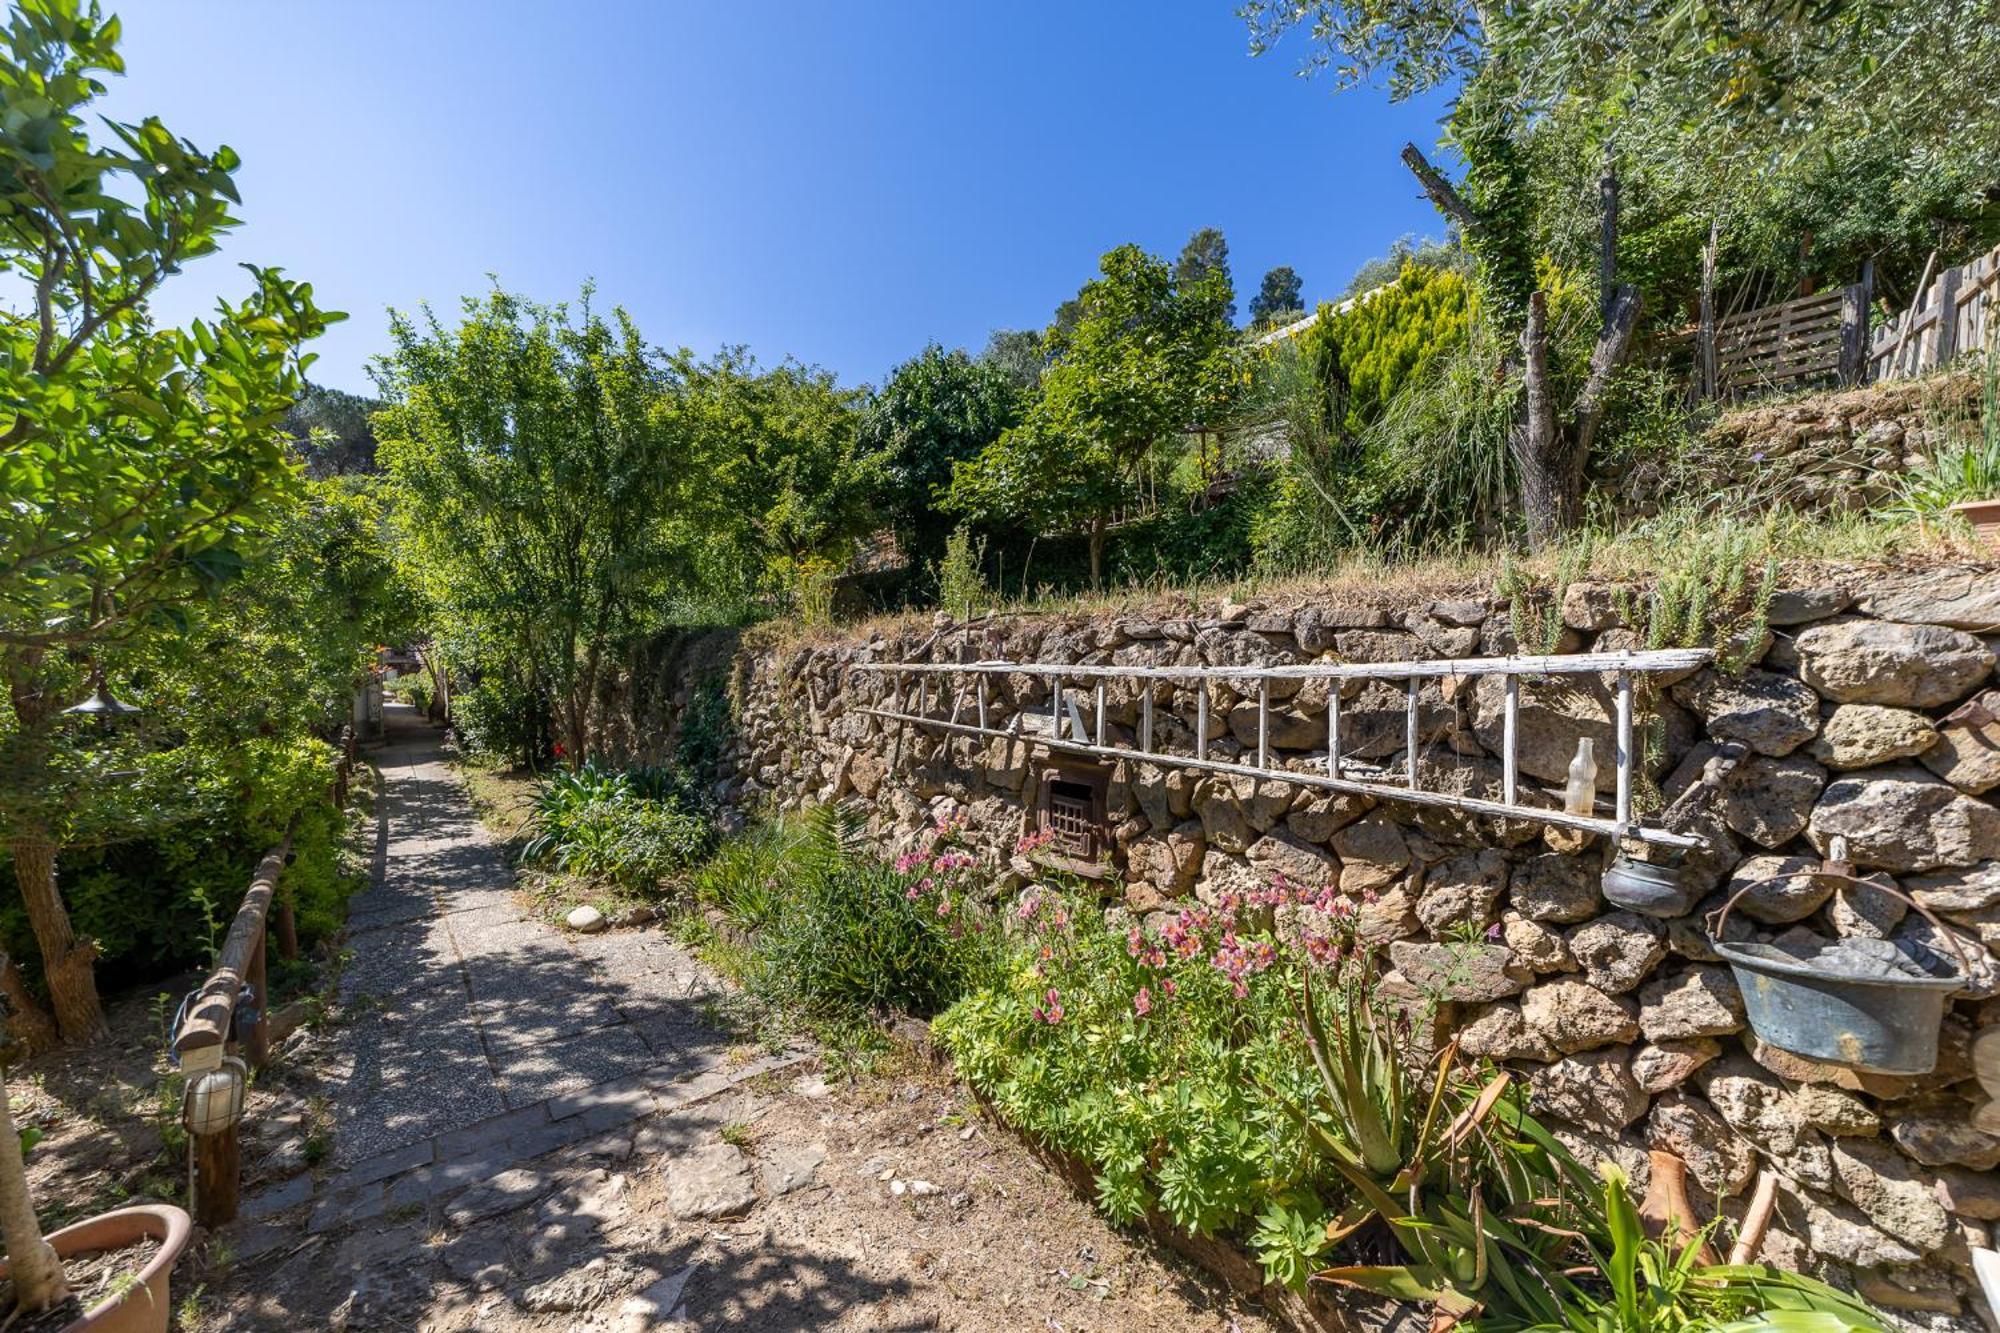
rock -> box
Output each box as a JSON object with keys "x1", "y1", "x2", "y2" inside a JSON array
[
  {"x1": 1195, "y1": 786, "x2": 1254, "y2": 854},
  {"x1": 1529, "y1": 1048, "x2": 1648, "y2": 1135},
  {"x1": 1792, "y1": 1085, "x2": 1880, "y2": 1136},
  {"x1": 1831, "y1": 1137, "x2": 1950, "y2": 1252},
  {"x1": 1511, "y1": 853, "x2": 1602, "y2": 924},
  {"x1": 1129, "y1": 822, "x2": 1205, "y2": 898},
  {"x1": 1806, "y1": 704, "x2": 1937, "y2": 770},
  {"x1": 1333, "y1": 815, "x2": 1409, "y2": 893},
  {"x1": 1795, "y1": 620, "x2": 1994, "y2": 708},
  {"x1": 1639, "y1": 967, "x2": 1745, "y2": 1041},
  {"x1": 1456, "y1": 1003, "x2": 1557, "y2": 1061},
  {"x1": 1937, "y1": 1166, "x2": 2000, "y2": 1219},
  {"x1": 1767, "y1": 586, "x2": 1853, "y2": 625},
  {"x1": 664, "y1": 1143, "x2": 757, "y2": 1219},
  {"x1": 1631, "y1": 1038, "x2": 1721, "y2": 1093},
  {"x1": 1286, "y1": 792, "x2": 1368, "y2": 843},
  {"x1": 1855, "y1": 568, "x2": 2000, "y2": 631},
  {"x1": 1906, "y1": 861, "x2": 2000, "y2": 914},
  {"x1": 1921, "y1": 690, "x2": 2000, "y2": 794},
  {"x1": 1561, "y1": 582, "x2": 1629, "y2": 631},
  {"x1": 1719, "y1": 754, "x2": 1826, "y2": 848},
  {"x1": 1415, "y1": 850, "x2": 1508, "y2": 934},
  {"x1": 1428, "y1": 599, "x2": 1489, "y2": 627},
  {"x1": 759, "y1": 1141, "x2": 828, "y2": 1197},
  {"x1": 1386, "y1": 941, "x2": 1530, "y2": 1002},
  {"x1": 1852, "y1": 1272, "x2": 1963, "y2": 1317},
  {"x1": 1354, "y1": 883, "x2": 1421, "y2": 944},
  {"x1": 519, "y1": 1257, "x2": 646, "y2": 1314},
  {"x1": 1238, "y1": 832, "x2": 1332, "y2": 890},
  {"x1": 1723, "y1": 854, "x2": 1833, "y2": 923},
  {"x1": 566, "y1": 905, "x2": 608, "y2": 933},
  {"x1": 1520, "y1": 980, "x2": 1640, "y2": 1053},
  {"x1": 1807, "y1": 766, "x2": 2000, "y2": 872},
  {"x1": 1564, "y1": 912, "x2": 1666, "y2": 994},
  {"x1": 1827, "y1": 874, "x2": 1907, "y2": 939},
  {"x1": 613, "y1": 1266, "x2": 696, "y2": 1333},
  {"x1": 1502, "y1": 913, "x2": 1575, "y2": 973},
  {"x1": 1669, "y1": 670, "x2": 1820, "y2": 757},
  {"x1": 1889, "y1": 1116, "x2": 2000, "y2": 1170},
  {"x1": 1805, "y1": 1200, "x2": 1924, "y2": 1268},
  {"x1": 1648, "y1": 1093, "x2": 1758, "y2": 1196}
]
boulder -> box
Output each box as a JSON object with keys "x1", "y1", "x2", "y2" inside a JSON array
[
  {"x1": 1245, "y1": 832, "x2": 1338, "y2": 889},
  {"x1": 664, "y1": 1143, "x2": 757, "y2": 1220},
  {"x1": 1520, "y1": 980, "x2": 1640, "y2": 1053},
  {"x1": 1806, "y1": 704, "x2": 1937, "y2": 770},
  {"x1": 1564, "y1": 912, "x2": 1667, "y2": 994},
  {"x1": 1648, "y1": 1093, "x2": 1759, "y2": 1196},
  {"x1": 1639, "y1": 967, "x2": 1746, "y2": 1042},
  {"x1": 1807, "y1": 766, "x2": 2000, "y2": 872},
  {"x1": 1511, "y1": 853, "x2": 1602, "y2": 924},
  {"x1": 1529, "y1": 1048, "x2": 1648, "y2": 1135},
  {"x1": 1333, "y1": 815, "x2": 1410, "y2": 893},
  {"x1": 1700, "y1": 1058, "x2": 1819, "y2": 1162},
  {"x1": 1561, "y1": 582, "x2": 1630, "y2": 631},
  {"x1": 1804, "y1": 1200, "x2": 1924, "y2": 1268},
  {"x1": 1936, "y1": 1166, "x2": 2000, "y2": 1220},
  {"x1": 1415, "y1": 849, "x2": 1508, "y2": 934},
  {"x1": 1719, "y1": 754, "x2": 1827, "y2": 848},
  {"x1": 1502, "y1": 913, "x2": 1576, "y2": 973},
  {"x1": 1827, "y1": 875, "x2": 1907, "y2": 939},
  {"x1": 1905, "y1": 861, "x2": 2000, "y2": 915},
  {"x1": 1766, "y1": 585, "x2": 1853, "y2": 625},
  {"x1": 1888, "y1": 1115, "x2": 2000, "y2": 1171},
  {"x1": 1354, "y1": 883, "x2": 1422, "y2": 944},
  {"x1": 1854, "y1": 568, "x2": 2000, "y2": 631},
  {"x1": 1455, "y1": 1003, "x2": 1558, "y2": 1062},
  {"x1": 1631, "y1": 1038, "x2": 1721, "y2": 1093},
  {"x1": 565, "y1": 905, "x2": 608, "y2": 934},
  {"x1": 1286, "y1": 791, "x2": 1368, "y2": 843},
  {"x1": 1128, "y1": 822, "x2": 1205, "y2": 898},
  {"x1": 1920, "y1": 690, "x2": 2000, "y2": 794},
  {"x1": 1669, "y1": 670, "x2": 1820, "y2": 757},
  {"x1": 1792, "y1": 1085, "x2": 1880, "y2": 1137},
  {"x1": 1386, "y1": 941, "x2": 1530, "y2": 1002},
  {"x1": 1723, "y1": 854, "x2": 1833, "y2": 924},
  {"x1": 1830, "y1": 1137, "x2": 1950, "y2": 1252},
  {"x1": 1795, "y1": 620, "x2": 1994, "y2": 708}
]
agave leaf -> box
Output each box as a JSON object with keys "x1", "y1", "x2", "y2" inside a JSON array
[{"x1": 1314, "y1": 1263, "x2": 1451, "y2": 1303}]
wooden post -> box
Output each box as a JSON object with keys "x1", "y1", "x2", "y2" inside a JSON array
[
  {"x1": 1838, "y1": 268, "x2": 1871, "y2": 387},
  {"x1": 1935, "y1": 262, "x2": 1963, "y2": 367},
  {"x1": 1698, "y1": 219, "x2": 1718, "y2": 400},
  {"x1": 274, "y1": 897, "x2": 299, "y2": 963},
  {"x1": 190, "y1": 1124, "x2": 241, "y2": 1229}
]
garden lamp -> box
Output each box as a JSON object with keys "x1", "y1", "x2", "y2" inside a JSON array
[
  {"x1": 63, "y1": 663, "x2": 141, "y2": 720},
  {"x1": 182, "y1": 1056, "x2": 248, "y2": 1136}
]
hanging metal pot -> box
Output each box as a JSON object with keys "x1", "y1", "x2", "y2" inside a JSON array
[
  {"x1": 1707, "y1": 867, "x2": 1972, "y2": 1075},
  {"x1": 1602, "y1": 852, "x2": 1695, "y2": 918}
]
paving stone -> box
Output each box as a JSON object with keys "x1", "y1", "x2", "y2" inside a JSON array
[
  {"x1": 336, "y1": 1139, "x2": 437, "y2": 1190},
  {"x1": 240, "y1": 1171, "x2": 316, "y2": 1221}
]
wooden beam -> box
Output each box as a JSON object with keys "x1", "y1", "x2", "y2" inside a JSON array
[{"x1": 174, "y1": 841, "x2": 289, "y2": 1066}]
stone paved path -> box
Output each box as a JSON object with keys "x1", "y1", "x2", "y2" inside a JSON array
[{"x1": 233, "y1": 704, "x2": 803, "y2": 1255}]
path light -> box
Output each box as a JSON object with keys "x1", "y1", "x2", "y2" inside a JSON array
[
  {"x1": 182, "y1": 1056, "x2": 248, "y2": 1136},
  {"x1": 64, "y1": 666, "x2": 141, "y2": 720}
]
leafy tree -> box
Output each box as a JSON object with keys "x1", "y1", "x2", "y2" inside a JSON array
[
  {"x1": 284, "y1": 382, "x2": 383, "y2": 477},
  {"x1": 1249, "y1": 265, "x2": 1305, "y2": 328},
  {"x1": 1176, "y1": 226, "x2": 1237, "y2": 323},
  {"x1": 0, "y1": 0, "x2": 339, "y2": 1062},
  {"x1": 860, "y1": 345, "x2": 1022, "y2": 583},
  {"x1": 978, "y1": 327, "x2": 1046, "y2": 392},
  {"x1": 1342, "y1": 235, "x2": 1459, "y2": 298},
  {"x1": 375, "y1": 289, "x2": 692, "y2": 768},
  {"x1": 949, "y1": 244, "x2": 1239, "y2": 585},
  {"x1": 1305, "y1": 258, "x2": 1473, "y2": 435}
]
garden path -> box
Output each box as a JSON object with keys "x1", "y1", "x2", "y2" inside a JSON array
[{"x1": 205, "y1": 704, "x2": 1272, "y2": 1331}]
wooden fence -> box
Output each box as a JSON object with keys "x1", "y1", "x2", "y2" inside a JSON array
[
  {"x1": 1706, "y1": 281, "x2": 1872, "y2": 401},
  {"x1": 1871, "y1": 244, "x2": 2000, "y2": 381},
  {"x1": 173, "y1": 725, "x2": 357, "y2": 1226}
]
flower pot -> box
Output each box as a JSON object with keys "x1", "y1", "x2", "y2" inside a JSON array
[
  {"x1": 0, "y1": 1204, "x2": 192, "y2": 1333},
  {"x1": 1950, "y1": 497, "x2": 2000, "y2": 550}
]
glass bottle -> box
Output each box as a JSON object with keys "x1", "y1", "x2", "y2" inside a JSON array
[{"x1": 1564, "y1": 737, "x2": 1598, "y2": 816}]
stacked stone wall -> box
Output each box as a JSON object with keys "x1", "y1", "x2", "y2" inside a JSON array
[{"x1": 613, "y1": 563, "x2": 2000, "y2": 1324}]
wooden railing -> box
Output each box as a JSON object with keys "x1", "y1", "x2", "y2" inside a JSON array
[
  {"x1": 1872, "y1": 244, "x2": 2000, "y2": 381},
  {"x1": 1708, "y1": 282, "x2": 1871, "y2": 400},
  {"x1": 171, "y1": 724, "x2": 358, "y2": 1226}
]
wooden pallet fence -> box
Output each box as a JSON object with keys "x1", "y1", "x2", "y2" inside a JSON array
[
  {"x1": 1708, "y1": 281, "x2": 1871, "y2": 400},
  {"x1": 1872, "y1": 244, "x2": 2000, "y2": 381}
]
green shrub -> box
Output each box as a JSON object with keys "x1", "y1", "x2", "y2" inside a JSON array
[
  {"x1": 451, "y1": 675, "x2": 548, "y2": 766},
  {"x1": 520, "y1": 763, "x2": 712, "y2": 891}
]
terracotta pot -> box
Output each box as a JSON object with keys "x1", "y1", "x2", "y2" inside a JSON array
[
  {"x1": 0, "y1": 1204, "x2": 192, "y2": 1333},
  {"x1": 1950, "y1": 497, "x2": 2000, "y2": 550}
]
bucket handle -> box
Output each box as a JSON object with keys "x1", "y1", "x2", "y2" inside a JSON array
[{"x1": 1707, "y1": 868, "x2": 1977, "y2": 985}]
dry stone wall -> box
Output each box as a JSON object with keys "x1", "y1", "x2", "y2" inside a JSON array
[{"x1": 625, "y1": 562, "x2": 2000, "y2": 1324}]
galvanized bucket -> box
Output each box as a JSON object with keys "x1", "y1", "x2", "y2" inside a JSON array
[{"x1": 1708, "y1": 869, "x2": 1972, "y2": 1076}]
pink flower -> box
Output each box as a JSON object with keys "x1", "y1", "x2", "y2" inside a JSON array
[
  {"x1": 935, "y1": 897, "x2": 953, "y2": 917},
  {"x1": 1033, "y1": 988, "x2": 1065, "y2": 1024},
  {"x1": 1132, "y1": 987, "x2": 1152, "y2": 1017},
  {"x1": 906, "y1": 885, "x2": 923, "y2": 901}
]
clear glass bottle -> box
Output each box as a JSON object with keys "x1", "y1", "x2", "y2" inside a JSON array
[{"x1": 1564, "y1": 737, "x2": 1598, "y2": 815}]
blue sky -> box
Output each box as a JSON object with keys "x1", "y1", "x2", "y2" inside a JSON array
[{"x1": 100, "y1": 3, "x2": 1455, "y2": 394}]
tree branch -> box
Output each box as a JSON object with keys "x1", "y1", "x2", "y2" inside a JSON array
[
  {"x1": 1571, "y1": 284, "x2": 1643, "y2": 462},
  {"x1": 1400, "y1": 143, "x2": 1480, "y2": 233}
]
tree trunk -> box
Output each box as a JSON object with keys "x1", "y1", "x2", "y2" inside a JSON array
[
  {"x1": 1512, "y1": 292, "x2": 1570, "y2": 548},
  {"x1": 1087, "y1": 514, "x2": 1106, "y2": 590},
  {"x1": 8, "y1": 837, "x2": 103, "y2": 1043},
  {"x1": 0, "y1": 1070, "x2": 65, "y2": 1310},
  {"x1": 0, "y1": 953, "x2": 57, "y2": 1056}
]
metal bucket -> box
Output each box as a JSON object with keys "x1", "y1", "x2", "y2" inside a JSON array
[{"x1": 1708, "y1": 870, "x2": 1971, "y2": 1075}]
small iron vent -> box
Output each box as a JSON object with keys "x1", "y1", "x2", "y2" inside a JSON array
[{"x1": 1036, "y1": 763, "x2": 1109, "y2": 865}]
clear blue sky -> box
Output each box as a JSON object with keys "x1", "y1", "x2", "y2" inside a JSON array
[{"x1": 100, "y1": 3, "x2": 1455, "y2": 395}]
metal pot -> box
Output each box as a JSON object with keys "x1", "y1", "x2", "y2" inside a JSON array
[
  {"x1": 1708, "y1": 870, "x2": 1970, "y2": 1075},
  {"x1": 1601, "y1": 853, "x2": 1695, "y2": 918}
]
